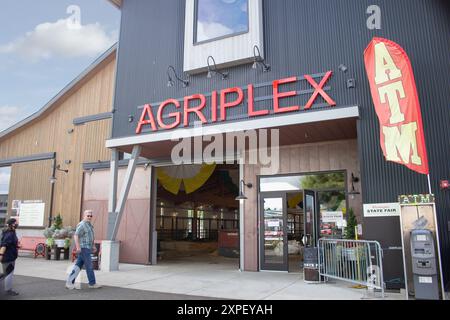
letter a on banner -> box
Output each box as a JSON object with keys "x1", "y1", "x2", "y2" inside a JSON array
[{"x1": 364, "y1": 37, "x2": 429, "y2": 174}]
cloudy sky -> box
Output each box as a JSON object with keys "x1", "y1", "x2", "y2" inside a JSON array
[
  {"x1": 0, "y1": 0, "x2": 120, "y2": 133},
  {"x1": 0, "y1": 0, "x2": 120, "y2": 193},
  {"x1": 197, "y1": 0, "x2": 248, "y2": 42}
]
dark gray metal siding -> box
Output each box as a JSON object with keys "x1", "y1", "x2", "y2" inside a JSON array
[{"x1": 113, "y1": 0, "x2": 450, "y2": 288}]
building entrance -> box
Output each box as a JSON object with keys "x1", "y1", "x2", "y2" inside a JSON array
[
  {"x1": 259, "y1": 172, "x2": 347, "y2": 272},
  {"x1": 153, "y1": 163, "x2": 240, "y2": 268}
]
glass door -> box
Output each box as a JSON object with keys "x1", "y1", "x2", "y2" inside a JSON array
[
  {"x1": 303, "y1": 190, "x2": 318, "y2": 247},
  {"x1": 260, "y1": 193, "x2": 288, "y2": 271},
  {"x1": 303, "y1": 189, "x2": 320, "y2": 282}
]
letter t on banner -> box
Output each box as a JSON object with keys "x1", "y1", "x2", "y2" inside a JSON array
[{"x1": 364, "y1": 37, "x2": 429, "y2": 177}]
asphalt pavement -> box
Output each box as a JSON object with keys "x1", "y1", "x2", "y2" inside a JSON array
[{"x1": 1, "y1": 275, "x2": 218, "y2": 300}]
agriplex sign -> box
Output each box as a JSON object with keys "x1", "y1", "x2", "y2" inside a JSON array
[{"x1": 135, "y1": 72, "x2": 336, "y2": 134}]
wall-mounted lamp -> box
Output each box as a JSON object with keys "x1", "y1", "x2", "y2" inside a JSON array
[
  {"x1": 207, "y1": 55, "x2": 228, "y2": 80},
  {"x1": 235, "y1": 179, "x2": 253, "y2": 201},
  {"x1": 88, "y1": 168, "x2": 94, "y2": 175},
  {"x1": 128, "y1": 115, "x2": 134, "y2": 123},
  {"x1": 347, "y1": 78, "x2": 356, "y2": 89},
  {"x1": 167, "y1": 65, "x2": 189, "y2": 88},
  {"x1": 144, "y1": 162, "x2": 151, "y2": 170},
  {"x1": 252, "y1": 45, "x2": 270, "y2": 72},
  {"x1": 347, "y1": 173, "x2": 360, "y2": 199},
  {"x1": 56, "y1": 164, "x2": 68, "y2": 173},
  {"x1": 49, "y1": 165, "x2": 68, "y2": 184},
  {"x1": 338, "y1": 64, "x2": 348, "y2": 73}
]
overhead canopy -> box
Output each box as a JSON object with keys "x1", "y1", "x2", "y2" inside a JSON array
[{"x1": 113, "y1": 116, "x2": 358, "y2": 161}]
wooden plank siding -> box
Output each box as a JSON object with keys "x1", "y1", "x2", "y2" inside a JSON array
[
  {"x1": 0, "y1": 53, "x2": 116, "y2": 227},
  {"x1": 243, "y1": 139, "x2": 361, "y2": 271},
  {"x1": 8, "y1": 159, "x2": 53, "y2": 226}
]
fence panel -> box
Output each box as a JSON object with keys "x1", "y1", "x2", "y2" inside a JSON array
[{"x1": 318, "y1": 238, "x2": 385, "y2": 298}]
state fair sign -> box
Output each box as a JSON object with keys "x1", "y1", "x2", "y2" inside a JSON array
[{"x1": 364, "y1": 38, "x2": 429, "y2": 174}]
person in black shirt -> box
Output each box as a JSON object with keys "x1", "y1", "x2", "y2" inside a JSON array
[{"x1": 0, "y1": 218, "x2": 20, "y2": 296}]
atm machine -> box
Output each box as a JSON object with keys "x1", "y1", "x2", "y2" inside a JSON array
[{"x1": 410, "y1": 229, "x2": 440, "y2": 300}]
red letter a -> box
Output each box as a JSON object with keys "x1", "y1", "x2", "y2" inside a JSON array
[{"x1": 136, "y1": 104, "x2": 158, "y2": 134}]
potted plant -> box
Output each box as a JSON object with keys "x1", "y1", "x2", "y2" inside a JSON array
[
  {"x1": 341, "y1": 208, "x2": 368, "y2": 269},
  {"x1": 55, "y1": 228, "x2": 69, "y2": 246},
  {"x1": 43, "y1": 227, "x2": 55, "y2": 246},
  {"x1": 45, "y1": 236, "x2": 55, "y2": 247},
  {"x1": 43, "y1": 214, "x2": 75, "y2": 248},
  {"x1": 64, "y1": 237, "x2": 71, "y2": 249},
  {"x1": 63, "y1": 228, "x2": 75, "y2": 249},
  {"x1": 344, "y1": 208, "x2": 357, "y2": 240},
  {"x1": 342, "y1": 208, "x2": 358, "y2": 261}
]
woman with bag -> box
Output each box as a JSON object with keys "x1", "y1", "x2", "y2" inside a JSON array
[{"x1": 0, "y1": 218, "x2": 20, "y2": 296}]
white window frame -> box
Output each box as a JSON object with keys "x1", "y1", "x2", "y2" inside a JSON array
[{"x1": 183, "y1": 0, "x2": 264, "y2": 74}]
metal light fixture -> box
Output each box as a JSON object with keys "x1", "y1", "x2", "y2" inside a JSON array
[
  {"x1": 338, "y1": 64, "x2": 348, "y2": 73},
  {"x1": 235, "y1": 179, "x2": 253, "y2": 201},
  {"x1": 55, "y1": 164, "x2": 68, "y2": 173},
  {"x1": 252, "y1": 45, "x2": 270, "y2": 72},
  {"x1": 207, "y1": 56, "x2": 228, "y2": 80},
  {"x1": 347, "y1": 78, "x2": 356, "y2": 89},
  {"x1": 49, "y1": 165, "x2": 68, "y2": 184},
  {"x1": 348, "y1": 173, "x2": 360, "y2": 199},
  {"x1": 167, "y1": 65, "x2": 189, "y2": 88}
]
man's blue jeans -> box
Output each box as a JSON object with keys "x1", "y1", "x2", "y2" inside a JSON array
[{"x1": 69, "y1": 248, "x2": 96, "y2": 285}]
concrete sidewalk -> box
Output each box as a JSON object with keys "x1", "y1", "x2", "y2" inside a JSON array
[{"x1": 13, "y1": 256, "x2": 404, "y2": 300}]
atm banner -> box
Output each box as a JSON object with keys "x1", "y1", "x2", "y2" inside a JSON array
[{"x1": 364, "y1": 37, "x2": 429, "y2": 174}]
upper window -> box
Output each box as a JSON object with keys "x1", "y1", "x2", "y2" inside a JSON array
[
  {"x1": 184, "y1": 0, "x2": 263, "y2": 73},
  {"x1": 195, "y1": 0, "x2": 249, "y2": 43}
]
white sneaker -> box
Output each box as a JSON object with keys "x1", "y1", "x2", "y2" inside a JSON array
[
  {"x1": 88, "y1": 283, "x2": 102, "y2": 289},
  {"x1": 65, "y1": 282, "x2": 75, "y2": 290}
]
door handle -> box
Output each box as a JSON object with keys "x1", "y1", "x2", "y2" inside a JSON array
[{"x1": 303, "y1": 234, "x2": 311, "y2": 246}]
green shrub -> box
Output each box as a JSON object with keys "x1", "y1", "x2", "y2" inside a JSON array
[{"x1": 344, "y1": 208, "x2": 357, "y2": 240}]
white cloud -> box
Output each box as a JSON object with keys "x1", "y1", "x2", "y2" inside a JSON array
[
  {"x1": 0, "y1": 18, "x2": 117, "y2": 62},
  {"x1": 0, "y1": 106, "x2": 27, "y2": 132},
  {"x1": 197, "y1": 21, "x2": 233, "y2": 42}
]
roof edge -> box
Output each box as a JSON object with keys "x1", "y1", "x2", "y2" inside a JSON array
[
  {"x1": 107, "y1": 0, "x2": 122, "y2": 9},
  {"x1": 0, "y1": 43, "x2": 118, "y2": 140}
]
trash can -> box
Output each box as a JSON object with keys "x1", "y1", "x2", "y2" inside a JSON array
[{"x1": 303, "y1": 247, "x2": 320, "y2": 283}]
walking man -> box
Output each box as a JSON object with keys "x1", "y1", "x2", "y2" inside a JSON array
[
  {"x1": 0, "y1": 218, "x2": 20, "y2": 296},
  {"x1": 66, "y1": 210, "x2": 101, "y2": 289}
]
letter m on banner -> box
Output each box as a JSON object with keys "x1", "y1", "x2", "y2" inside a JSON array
[{"x1": 364, "y1": 37, "x2": 429, "y2": 174}]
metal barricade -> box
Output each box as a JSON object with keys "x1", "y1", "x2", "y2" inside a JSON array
[{"x1": 318, "y1": 239, "x2": 385, "y2": 298}]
